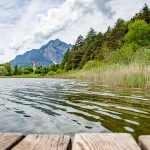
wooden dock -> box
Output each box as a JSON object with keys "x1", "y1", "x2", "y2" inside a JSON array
[{"x1": 0, "y1": 133, "x2": 149, "y2": 150}]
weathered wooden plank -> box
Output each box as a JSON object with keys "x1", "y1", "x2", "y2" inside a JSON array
[
  {"x1": 72, "y1": 133, "x2": 141, "y2": 150},
  {"x1": 0, "y1": 133, "x2": 25, "y2": 150},
  {"x1": 12, "y1": 134, "x2": 71, "y2": 150},
  {"x1": 139, "y1": 135, "x2": 150, "y2": 150}
]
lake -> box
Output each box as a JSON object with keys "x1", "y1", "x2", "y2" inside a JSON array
[{"x1": 0, "y1": 78, "x2": 150, "y2": 139}]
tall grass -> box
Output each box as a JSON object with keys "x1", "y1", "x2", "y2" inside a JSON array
[{"x1": 53, "y1": 61, "x2": 150, "y2": 89}]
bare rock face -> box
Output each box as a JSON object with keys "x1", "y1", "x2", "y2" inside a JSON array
[{"x1": 10, "y1": 39, "x2": 72, "y2": 68}]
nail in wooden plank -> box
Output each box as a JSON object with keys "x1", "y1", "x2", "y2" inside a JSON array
[
  {"x1": 0, "y1": 133, "x2": 25, "y2": 150},
  {"x1": 139, "y1": 135, "x2": 150, "y2": 150},
  {"x1": 12, "y1": 134, "x2": 71, "y2": 150},
  {"x1": 72, "y1": 133, "x2": 141, "y2": 150}
]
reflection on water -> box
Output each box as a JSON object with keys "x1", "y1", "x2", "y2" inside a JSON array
[{"x1": 0, "y1": 78, "x2": 150, "y2": 139}]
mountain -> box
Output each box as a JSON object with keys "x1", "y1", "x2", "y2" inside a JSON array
[{"x1": 10, "y1": 39, "x2": 72, "y2": 68}]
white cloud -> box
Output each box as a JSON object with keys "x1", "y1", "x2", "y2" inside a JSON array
[
  {"x1": 34, "y1": 0, "x2": 114, "y2": 42},
  {"x1": 0, "y1": 0, "x2": 150, "y2": 63},
  {"x1": 10, "y1": 0, "x2": 114, "y2": 54}
]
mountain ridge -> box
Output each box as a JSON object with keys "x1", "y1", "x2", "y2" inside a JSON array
[{"x1": 10, "y1": 39, "x2": 72, "y2": 68}]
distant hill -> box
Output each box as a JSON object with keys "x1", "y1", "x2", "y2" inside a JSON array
[{"x1": 10, "y1": 39, "x2": 72, "y2": 68}]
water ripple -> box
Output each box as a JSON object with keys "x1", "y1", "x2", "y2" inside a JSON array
[{"x1": 0, "y1": 78, "x2": 150, "y2": 139}]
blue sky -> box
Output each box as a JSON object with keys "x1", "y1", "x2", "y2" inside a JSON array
[{"x1": 0, "y1": 0, "x2": 150, "y2": 63}]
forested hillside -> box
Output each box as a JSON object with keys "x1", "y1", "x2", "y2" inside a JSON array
[{"x1": 60, "y1": 4, "x2": 150, "y2": 71}]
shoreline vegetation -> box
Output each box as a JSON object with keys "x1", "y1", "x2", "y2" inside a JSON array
[
  {"x1": 0, "y1": 61, "x2": 150, "y2": 89},
  {"x1": 0, "y1": 4, "x2": 150, "y2": 89},
  {"x1": 51, "y1": 62, "x2": 150, "y2": 89}
]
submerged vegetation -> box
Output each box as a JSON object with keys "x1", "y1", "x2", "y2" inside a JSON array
[{"x1": 1, "y1": 4, "x2": 150, "y2": 88}]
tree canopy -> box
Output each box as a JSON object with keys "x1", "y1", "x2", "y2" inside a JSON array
[{"x1": 125, "y1": 20, "x2": 150, "y2": 46}]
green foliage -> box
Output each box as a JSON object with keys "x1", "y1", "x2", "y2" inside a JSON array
[
  {"x1": 60, "y1": 29, "x2": 104, "y2": 70},
  {"x1": 85, "y1": 28, "x2": 96, "y2": 43},
  {"x1": 125, "y1": 20, "x2": 150, "y2": 46},
  {"x1": 47, "y1": 71, "x2": 56, "y2": 75},
  {"x1": 68, "y1": 51, "x2": 83, "y2": 69},
  {"x1": 3, "y1": 63, "x2": 12, "y2": 75},
  {"x1": 74, "y1": 35, "x2": 84, "y2": 47},
  {"x1": 56, "y1": 69, "x2": 63, "y2": 74},
  {"x1": 22, "y1": 67, "x2": 34, "y2": 74},
  {"x1": 80, "y1": 32, "x2": 104, "y2": 67},
  {"x1": 103, "y1": 19, "x2": 128, "y2": 52},
  {"x1": 60, "y1": 4, "x2": 150, "y2": 72},
  {"x1": 0, "y1": 66, "x2": 8, "y2": 76},
  {"x1": 60, "y1": 50, "x2": 70, "y2": 70},
  {"x1": 110, "y1": 43, "x2": 139, "y2": 64},
  {"x1": 13, "y1": 65, "x2": 19, "y2": 75},
  {"x1": 35, "y1": 67, "x2": 48, "y2": 74},
  {"x1": 133, "y1": 48, "x2": 150, "y2": 63},
  {"x1": 133, "y1": 4, "x2": 150, "y2": 24},
  {"x1": 49, "y1": 64, "x2": 58, "y2": 72},
  {"x1": 83, "y1": 60, "x2": 102, "y2": 70},
  {"x1": 0, "y1": 62, "x2": 63, "y2": 76},
  {"x1": 64, "y1": 62, "x2": 71, "y2": 71}
]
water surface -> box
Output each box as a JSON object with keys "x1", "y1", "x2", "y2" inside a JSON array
[{"x1": 0, "y1": 78, "x2": 150, "y2": 139}]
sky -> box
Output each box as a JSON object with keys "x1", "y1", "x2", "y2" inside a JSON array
[{"x1": 0, "y1": 0, "x2": 150, "y2": 63}]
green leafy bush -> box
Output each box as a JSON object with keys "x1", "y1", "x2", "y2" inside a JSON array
[
  {"x1": 49, "y1": 64, "x2": 59, "y2": 72},
  {"x1": 47, "y1": 71, "x2": 56, "y2": 75},
  {"x1": 83, "y1": 60, "x2": 102, "y2": 70},
  {"x1": 22, "y1": 67, "x2": 33, "y2": 74},
  {"x1": 0, "y1": 66, "x2": 8, "y2": 76},
  {"x1": 56, "y1": 69, "x2": 63, "y2": 74},
  {"x1": 125, "y1": 20, "x2": 150, "y2": 46},
  {"x1": 110, "y1": 43, "x2": 139, "y2": 64}
]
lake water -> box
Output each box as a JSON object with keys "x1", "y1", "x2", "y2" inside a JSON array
[{"x1": 0, "y1": 78, "x2": 150, "y2": 139}]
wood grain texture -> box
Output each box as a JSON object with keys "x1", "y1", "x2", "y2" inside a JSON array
[
  {"x1": 72, "y1": 133, "x2": 141, "y2": 150},
  {"x1": 12, "y1": 134, "x2": 71, "y2": 150},
  {"x1": 139, "y1": 135, "x2": 150, "y2": 150},
  {"x1": 0, "y1": 133, "x2": 25, "y2": 150}
]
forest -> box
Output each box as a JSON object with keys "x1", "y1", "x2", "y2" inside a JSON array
[{"x1": 61, "y1": 4, "x2": 150, "y2": 70}]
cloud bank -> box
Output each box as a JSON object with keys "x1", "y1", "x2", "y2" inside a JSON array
[{"x1": 11, "y1": 0, "x2": 114, "y2": 53}]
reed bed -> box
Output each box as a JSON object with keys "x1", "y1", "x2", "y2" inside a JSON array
[{"x1": 52, "y1": 62, "x2": 150, "y2": 89}]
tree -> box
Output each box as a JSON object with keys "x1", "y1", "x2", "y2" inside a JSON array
[
  {"x1": 74, "y1": 35, "x2": 84, "y2": 47},
  {"x1": 35, "y1": 67, "x2": 48, "y2": 75},
  {"x1": 142, "y1": 4, "x2": 150, "y2": 23},
  {"x1": 13, "y1": 65, "x2": 19, "y2": 75},
  {"x1": 85, "y1": 28, "x2": 96, "y2": 43},
  {"x1": 22, "y1": 67, "x2": 34, "y2": 74},
  {"x1": 125, "y1": 20, "x2": 150, "y2": 46},
  {"x1": 103, "y1": 19, "x2": 127, "y2": 52},
  {"x1": 59, "y1": 4, "x2": 150, "y2": 71},
  {"x1": 3, "y1": 62, "x2": 12, "y2": 75},
  {"x1": 60, "y1": 49, "x2": 70, "y2": 70},
  {"x1": 133, "y1": 4, "x2": 150, "y2": 24},
  {"x1": 67, "y1": 51, "x2": 83, "y2": 69},
  {"x1": 49, "y1": 64, "x2": 58, "y2": 72},
  {"x1": 0, "y1": 66, "x2": 8, "y2": 76}
]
